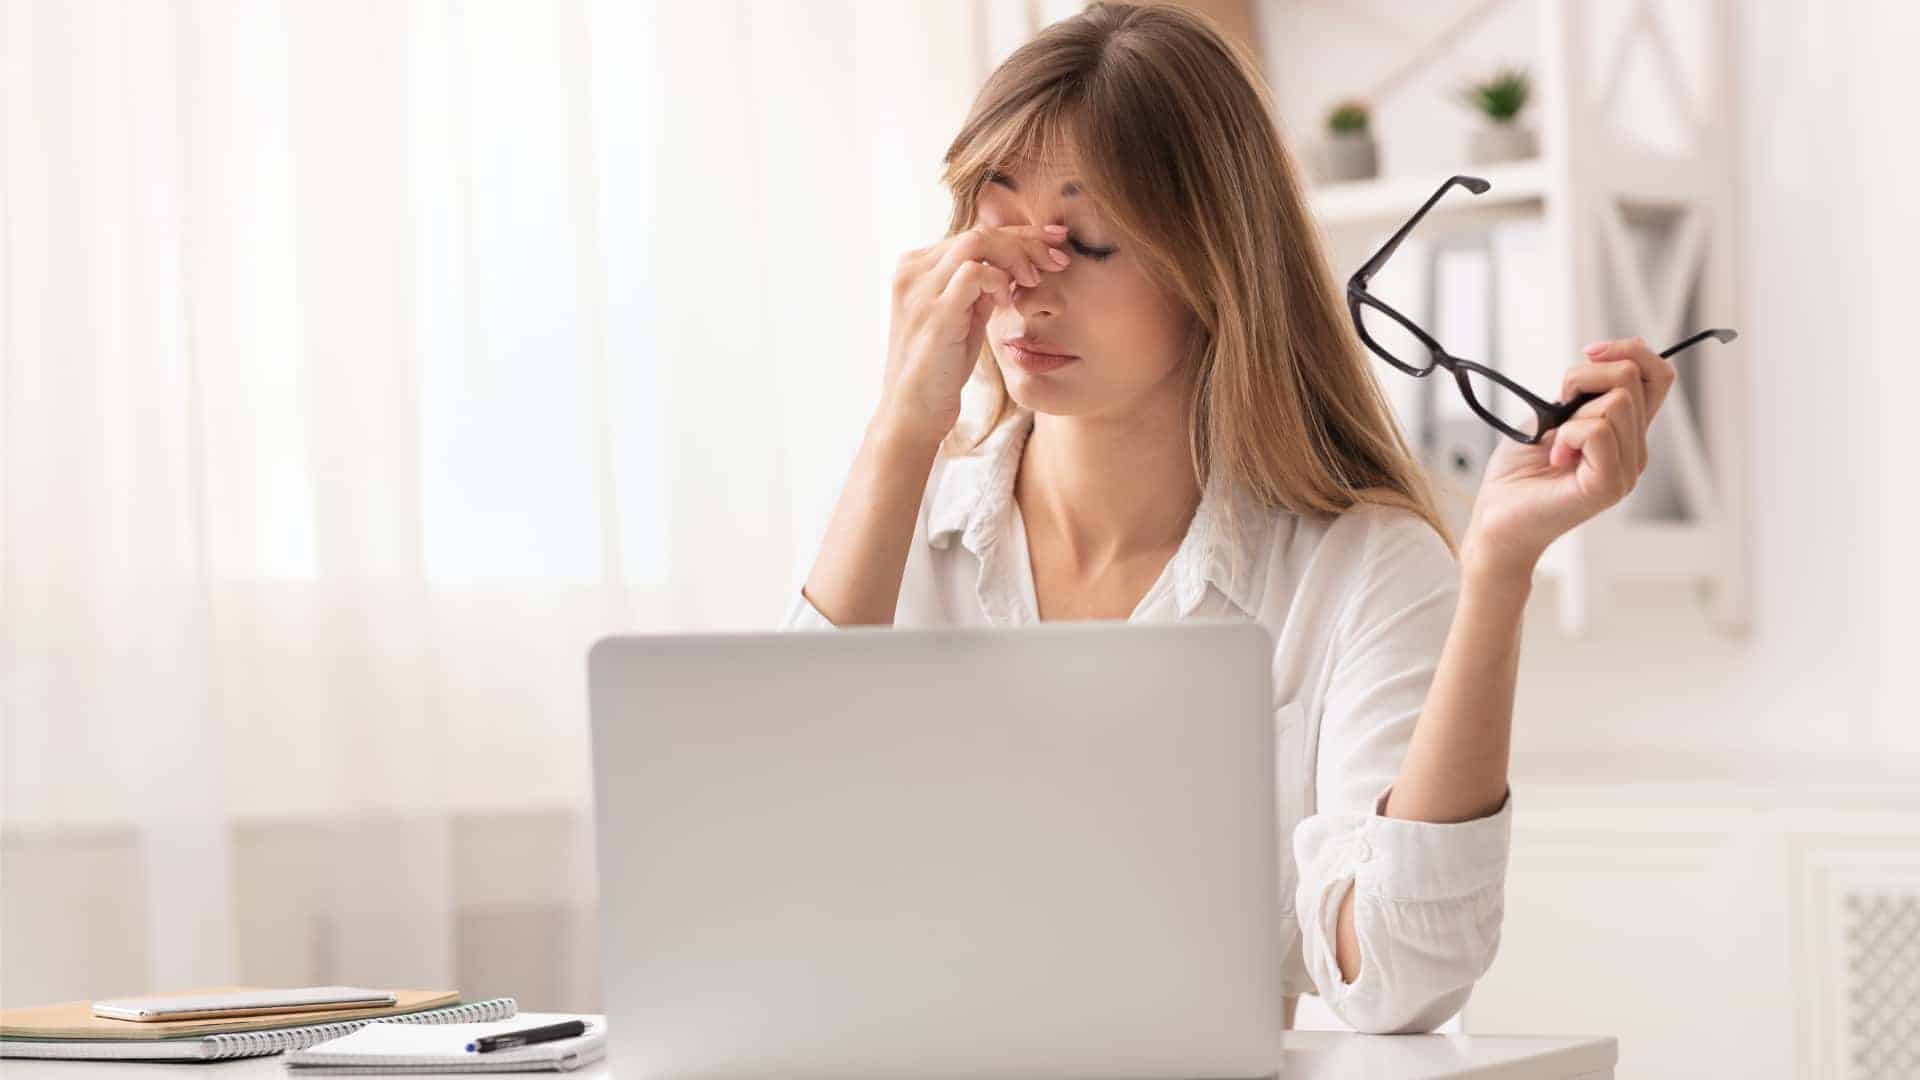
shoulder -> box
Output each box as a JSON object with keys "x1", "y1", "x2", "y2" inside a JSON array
[
  {"x1": 1327, "y1": 502, "x2": 1457, "y2": 574},
  {"x1": 1257, "y1": 500, "x2": 1454, "y2": 580},
  {"x1": 1321, "y1": 503, "x2": 1461, "y2": 642},
  {"x1": 1251, "y1": 500, "x2": 1457, "y2": 631}
]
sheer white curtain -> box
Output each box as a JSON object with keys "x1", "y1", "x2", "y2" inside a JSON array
[{"x1": 2, "y1": 0, "x2": 977, "y2": 1008}]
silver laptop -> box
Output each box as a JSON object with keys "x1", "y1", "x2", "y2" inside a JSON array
[{"x1": 587, "y1": 620, "x2": 1286, "y2": 1079}]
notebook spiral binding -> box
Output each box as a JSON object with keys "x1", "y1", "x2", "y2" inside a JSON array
[{"x1": 201, "y1": 998, "x2": 517, "y2": 1061}]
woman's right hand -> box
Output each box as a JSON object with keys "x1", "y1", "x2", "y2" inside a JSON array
[{"x1": 876, "y1": 222, "x2": 1074, "y2": 447}]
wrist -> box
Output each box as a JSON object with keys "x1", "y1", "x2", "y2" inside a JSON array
[
  {"x1": 1460, "y1": 549, "x2": 1537, "y2": 606},
  {"x1": 1459, "y1": 522, "x2": 1542, "y2": 584},
  {"x1": 865, "y1": 406, "x2": 947, "y2": 461}
]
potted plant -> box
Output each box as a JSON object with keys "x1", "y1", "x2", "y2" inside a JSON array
[
  {"x1": 1455, "y1": 65, "x2": 1537, "y2": 165},
  {"x1": 1316, "y1": 98, "x2": 1377, "y2": 182}
]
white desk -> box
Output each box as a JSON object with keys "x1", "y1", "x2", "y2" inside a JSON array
[
  {"x1": 1280, "y1": 1031, "x2": 1615, "y2": 1077},
  {"x1": 1, "y1": 1031, "x2": 1616, "y2": 1079}
]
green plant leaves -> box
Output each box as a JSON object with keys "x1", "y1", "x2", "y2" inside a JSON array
[
  {"x1": 1327, "y1": 98, "x2": 1370, "y2": 135},
  {"x1": 1455, "y1": 66, "x2": 1531, "y2": 123}
]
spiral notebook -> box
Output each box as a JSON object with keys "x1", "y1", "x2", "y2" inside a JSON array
[
  {"x1": 0, "y1": 997, "x2": 517, "y2": 1061},
  {"x1": 285, "y1": 1012, "x2": 605, "y2": 1074}
]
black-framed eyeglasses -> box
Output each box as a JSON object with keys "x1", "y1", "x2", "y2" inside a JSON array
[{"x1": 1347, "y1": 174, "x2": 1739, "y2": 445}]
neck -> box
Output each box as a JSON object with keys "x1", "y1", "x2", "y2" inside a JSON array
[{"x1": 1015, "y1": 388, "x2": 1201, "y2": 567}]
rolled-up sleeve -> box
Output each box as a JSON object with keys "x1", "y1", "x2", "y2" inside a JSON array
[
  {"x1": 780, "y1": 585, "x2": 838, "y2": 630},
  {"x1": 1289, "y1": 510, "x2": 1513, "y2": 1033}
]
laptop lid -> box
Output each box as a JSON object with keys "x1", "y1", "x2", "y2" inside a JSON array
[{"x1": 588, "y1": 619, "x2": 1285, "y2": 1078}]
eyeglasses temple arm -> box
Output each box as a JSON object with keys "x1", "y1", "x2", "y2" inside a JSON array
[
  {"x1": 1552, "y1": 328, "x2": 1741, "y2": 420},
  {"x1": 1349, "y1": 174, "x2": 1491, "y2": 288}
]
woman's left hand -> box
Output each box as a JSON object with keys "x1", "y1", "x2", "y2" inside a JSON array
[{"x1": 1460, "y1": 336, "x2": 1678, "y2": 580}]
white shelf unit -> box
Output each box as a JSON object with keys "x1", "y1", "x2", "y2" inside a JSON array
[
  {"x1": 1310, "y1": 158, "x2": 1549, "y2": 227},
  {"x1": 1298, "y1": 0, "x2": 1747, "y2": 637}
]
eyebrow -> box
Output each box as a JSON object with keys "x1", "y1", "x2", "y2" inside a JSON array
[{"x1": 983, "y1": 169, "x2": 1081, "y2": 198}]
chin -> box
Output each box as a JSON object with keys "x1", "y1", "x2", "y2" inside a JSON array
[{"x1": 998, "y1": 358, "x2": 1095, "y2": 416}]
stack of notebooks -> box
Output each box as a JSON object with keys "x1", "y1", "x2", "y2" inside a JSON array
[{"x1": 0, "y1": 987, "x2": 518, "y2": 1062}]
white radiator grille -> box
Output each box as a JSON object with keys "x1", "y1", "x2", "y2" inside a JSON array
[{"x1": 1843, "y1": 890, "x2": 1920, "y2": 1080}]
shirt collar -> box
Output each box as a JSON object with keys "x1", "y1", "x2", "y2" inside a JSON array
[{"x1": 926, "y1": 407, "x2": 1271, "y2": 618}]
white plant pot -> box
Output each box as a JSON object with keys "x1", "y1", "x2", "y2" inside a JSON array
[
  {"x1": 1317, "y1": 132, "x2": 1378, "y2": 182},
  {"x1": 1468, "y1": 123, "x2": 1538, "y2": 165}
]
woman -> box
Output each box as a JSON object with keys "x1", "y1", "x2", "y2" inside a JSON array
[{"x1": 783, "y1": 2, "x2": 1674, "y2": 1035}]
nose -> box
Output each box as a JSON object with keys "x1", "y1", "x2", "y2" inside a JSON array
[{"x1": 1009, "y1": 273, "x2": 1061, "y2": 318}]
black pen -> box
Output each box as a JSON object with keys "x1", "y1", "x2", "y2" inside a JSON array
[{"x1": 465, "y1": 1019, "x2": 588, "y2": 1054}]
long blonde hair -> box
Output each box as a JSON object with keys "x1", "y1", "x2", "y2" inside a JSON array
[{"x1": 939, "y1": 1, "x2": 1456, "y2": 556}]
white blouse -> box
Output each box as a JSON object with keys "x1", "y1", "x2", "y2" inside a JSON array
[{"x1": 780, "y1": 406, "x2": 1512, "y2": 1034}]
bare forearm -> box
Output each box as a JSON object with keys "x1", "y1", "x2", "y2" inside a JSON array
[
  {"x1": 1334, "y1": 559, "x2": 1533, "y2": 983},
  {"x1": 1383, "y1": 560, "x2": 1530, "y2": 822},
  {"x1": 800, "y1": 415, "x2": 943, "y2": 627}
]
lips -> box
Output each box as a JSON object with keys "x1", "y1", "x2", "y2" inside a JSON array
[
  {"x1": 1006, "y1": 334, "x2": 1082, "y2": 355},
  {"x1": 1003, "y1": 335, "x2": 1080, "y2": 374}
]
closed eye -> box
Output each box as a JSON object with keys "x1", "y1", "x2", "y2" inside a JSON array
[{"x1": 1069, "y1": 236, "x2": 1116, "y2": 261}]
